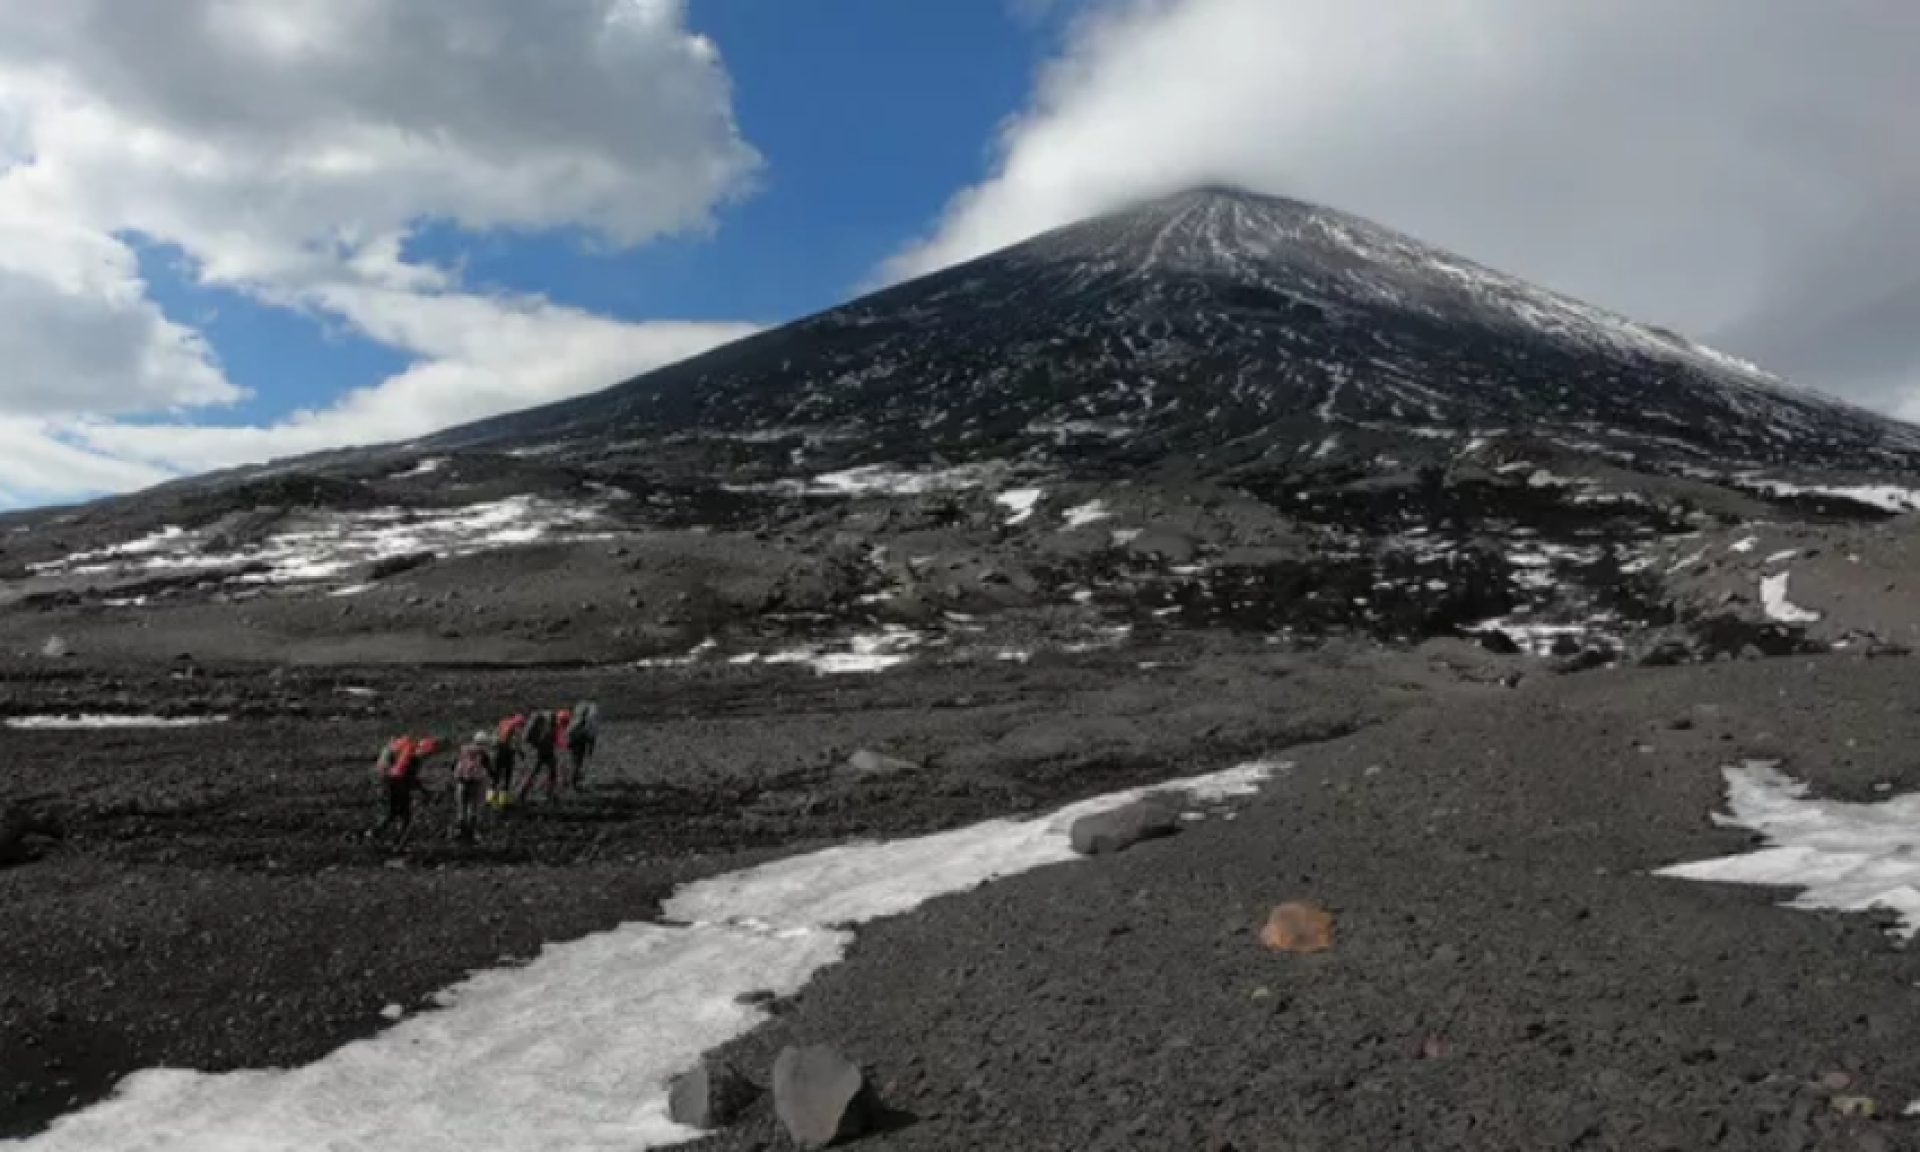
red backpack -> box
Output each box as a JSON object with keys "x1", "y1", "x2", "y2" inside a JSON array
[{"x1": 382, "y1": 737, "x2": 417, "y2": 780}]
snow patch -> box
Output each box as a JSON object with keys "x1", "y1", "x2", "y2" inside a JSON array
[
  {"x1": 1745, "y1": 479, "x2": 1920, "y2": 514},
  {"x1": 28, "y1": 498, "x2": 608, "y2": 590},
  {"x1": 1659, "y1": 761, "x2": 1920, "y2": 939},
  {"x1": 1759, "y1": 571, "x2": 1821, "y2": 624},
  {"x1": 5, "y1": 714, "x2": 229, "y2": 730},
  {"x1": 1061, "y1": 500, "x2": 1111, "y2": 529},
  {"x1": 391, "y1": 458, "x2": 446, "y2": 479},
  {"x1": 748, "y1": 463, "x2": 999, "y2": 498},
  {"x1": 8, "y1": 761, "x2": 1284, "y2": 1152},
  {"x1": 734, "y1": 628, "x2": 929, "y2": 675},
  {"x1": 996, "y1": 487, "x2": 1044, "y2": 525}
]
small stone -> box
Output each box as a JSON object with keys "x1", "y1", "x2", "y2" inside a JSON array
[
  {"x1": 1259, "y1": 901, "x2": 1335, "y2": 954},
  {"x1": 1820, "y1": 1071, "x2": 1854, "y2": 1091}
]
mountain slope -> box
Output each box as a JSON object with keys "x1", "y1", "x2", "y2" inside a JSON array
[
  {"x1": 8, "y1": 185, "x2": 1920, "y2": 669},
  {"x1": 426, "y1": 185, "x2": 1920, "y2": 477}
]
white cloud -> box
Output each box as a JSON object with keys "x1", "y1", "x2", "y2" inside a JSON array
[
  {"x1": 884, "y1": 0, "x2": 1920, "y2": 409},
  {"x1": 78, "y1": 292, "x2": 760, "y2": 473},
  {"x1": 0, "y1": 0, "x2": 762, "y2": 504}
]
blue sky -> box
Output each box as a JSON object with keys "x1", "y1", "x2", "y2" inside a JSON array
[{"x1": 123, "y1": 1, "x2": 1070, "y2": 433}]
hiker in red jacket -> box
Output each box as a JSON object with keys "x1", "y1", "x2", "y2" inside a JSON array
[{"x1": 371, "y1": 735, "x2": 442, "y2": 848}]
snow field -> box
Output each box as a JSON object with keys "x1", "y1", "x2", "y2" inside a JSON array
[{"x1": 4, "y1": 761, "x2": 1283, "y2": 1152}]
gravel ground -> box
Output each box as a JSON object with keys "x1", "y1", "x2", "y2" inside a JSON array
[
  {"x1": 683, "y1": 654, "x2": 1920, "y2": 1151},
  {"x1": 0, "y1": 639, "x2": 1408, "y2": 1139}
]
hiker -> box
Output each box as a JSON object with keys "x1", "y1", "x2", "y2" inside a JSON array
[
  {"x1": 566, "y1": 700, "x2": 601, "y2": 790},
  {"x1": 489, "y1": 713, "x2": 527, "y2": 809},
  {"x1": 372, "y1": 734, "x2": 441, "y2": 848},
  {"x1": 516, "y1": 709, "x2": 563, "y2": 802},
  {"x1": 451, "y1": 731, "x2": 493, "y2": 844}
]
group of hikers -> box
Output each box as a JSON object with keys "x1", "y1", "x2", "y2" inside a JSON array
[{"x1": 369, "y1": 701, "x2": 601, "y2": 848}]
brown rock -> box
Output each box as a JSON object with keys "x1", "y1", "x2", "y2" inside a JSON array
[{"x1": 1260, "y1": 901, "x2": 1334, "y2": 953}]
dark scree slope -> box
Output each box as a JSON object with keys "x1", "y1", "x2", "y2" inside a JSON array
[{"x1": 423, "y1": 185, "x2": 1920, "y2": 477}]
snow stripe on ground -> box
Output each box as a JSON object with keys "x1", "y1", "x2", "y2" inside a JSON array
[
  {"x1": 4, "y1": 715, "x2": 229, "y2": 730},
  {"x1": 4, "y1": 761, "x2": 1283, "y2": 1152},
  {"x1": 1659, "y1": 761, "x2": 1920, "y2": 939}
]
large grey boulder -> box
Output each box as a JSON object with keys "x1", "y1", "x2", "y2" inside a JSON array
[
  {"x1": 1069, "y1": 800, "x2": 1181, "y2": 856},
  {"x1": 667, "y1": 1059, "x2": 757, "y2": 1131},
  {"x1": 771, "y1": 1045, "x2": 871, "y2": 1149}
]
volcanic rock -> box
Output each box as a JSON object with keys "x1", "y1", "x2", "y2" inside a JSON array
[
  {"x1": 368, "y1": 551, "x2": 436, "y2": 581},
  {"x1": 1260, "y1": 901, "x2": 1336, "y2": 954},
  {"x1": 667, "y1": 1059, "x2": 758, "y2": 1131},
  {"x1": 840, "y1": 749, "x2": 920, "y2": 780},
  {"x1": 1069, "y1": 801, "x2": 1181, "y2": 857},
  {"x1": 771, "y1": 1044, "x2": 872, "y2": 1149}
]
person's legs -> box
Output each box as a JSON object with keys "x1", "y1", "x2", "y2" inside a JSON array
[
  {"x1": 387, "y1": 778, "x2": 414, "y2": 847},
  {"x1": 567, "y1": 737, "x2": 589, "y2": 791},
  {"x1": 455, "y1": 779, "x2": 479, "y2": 842},
  {"x1": 496, "y1": 747, "x2": 517, "y2": 806}
]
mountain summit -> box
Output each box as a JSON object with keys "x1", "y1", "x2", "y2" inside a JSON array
[{"x1": 431, "y1": 185, "x2": 1920, "y2": 476}]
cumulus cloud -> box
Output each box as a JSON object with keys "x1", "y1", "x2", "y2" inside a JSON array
[
  {"x1": 77, "y1": 292, "x2": 760, "y2": 473},
  {"x1": 0, "y1": 0, "x2": 761, "y2": 503},
  {"x1": 888, "y1": 0, "x2": 1920, "y2": 410}
]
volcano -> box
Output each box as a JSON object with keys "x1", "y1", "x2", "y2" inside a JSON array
[
  {"x1": 6, "y1": 186, "x2": 1920, "y2": 669},
  {"x1": 428, "y1": 184, "x2": 1920, "y2": 478}
]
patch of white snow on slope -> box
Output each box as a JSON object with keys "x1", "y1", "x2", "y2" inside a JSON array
[
  {"x1": 735, "y1": 628, "x2": 929, "y2": 675},
  {"x1": 1061, "y1": 500, "x2": 1111, "y2": 530},
  {"x1": 1745, "y1": 480, "x2": 1920, "y2": 514},
  {"x1": 996, "y1": 487, "x2": 1044, "y2": 525},
  {"x1": 29, "y1": 498, "x2": 607, "y2": 588},
  {"x1": 391, "y1": 458, "x2": 447, "y2": 479},
  {"x1": 1658, "y1": 761, "x2": 1920, "y2": 939},
  {"x1": 1759, "y1": 571, "x2": 1821, "y2": 624},
  {"x1": 5, "y1": 762, "x2": 1285, "y2": 1152},
  {"x1": 747, "y1": 463, "x2": 998, "y2": 498},
  {"x1": 5, "y1": 714, "x2": 229, "y2": 730}
]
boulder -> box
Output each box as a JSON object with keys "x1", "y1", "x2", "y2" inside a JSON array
[
  {"x1": 840, "y1": 748, "x2": 920, "y2": 780},
  {"x1": 668, "y1": 1059, "x2": 758, "y2": 1131},
  {"x1": 771, "y1": 1045, "x2": 871, "y2": 1149},
  {"x1": 368, "y1": 551, "x2": 437, "y2": 581},
  {"x1": 1126, "y1": 528, "x2": 1198, "y2": 564},
  {"x1": 40, "y1": 636, "x2": 69, "y2": 659},
  {"x1": 1260, "y1": 901, "x2": 1335, "y2": 953},
  {"x1": 1069, "y1": 801, "x2": 1181, "y2": 857}
]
